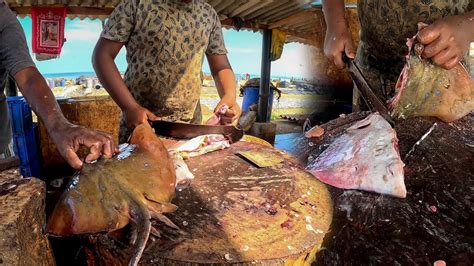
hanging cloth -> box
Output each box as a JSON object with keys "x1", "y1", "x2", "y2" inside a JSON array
[
  {"x1": 270, "y1": 29, "x2": 286, "y2": 61},
  {"x1": 31, "y1": 7, "x2": 67, "y2": 60}
]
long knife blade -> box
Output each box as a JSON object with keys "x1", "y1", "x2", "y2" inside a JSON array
[
  {"x1": 151, "y1": 120, "x2": 244, "y2": 144},
  {"x1": 343, "y1": 55, "x2": 395, "y2": 126}
]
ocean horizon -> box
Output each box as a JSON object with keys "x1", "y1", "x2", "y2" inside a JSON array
[{"x1": 42, "y1": 71, "x2": 305, "y2": 81}]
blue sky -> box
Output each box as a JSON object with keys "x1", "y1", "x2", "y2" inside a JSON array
[{"x1": 18, "y1": 18, "x2": 313, "y2": 78}]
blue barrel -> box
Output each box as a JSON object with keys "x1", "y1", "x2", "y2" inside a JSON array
[{"x1": 242, "y1": 86, "x2": 274, "y2": 121}]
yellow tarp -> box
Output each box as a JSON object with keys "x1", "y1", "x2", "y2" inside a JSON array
[{"x1": 271, "y1": 29, "x2": 286, "y2": 61}]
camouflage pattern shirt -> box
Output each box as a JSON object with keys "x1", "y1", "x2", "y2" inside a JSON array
[
  {"x1": 101, "y1": 0, "x2": 227, "y2": 141},
  {"x1": 355, "y1": 0, "x2": 473, "y2": 101}
]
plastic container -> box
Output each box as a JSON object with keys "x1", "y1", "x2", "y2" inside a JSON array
[
  {"x1": 48, "y1": 79, "x2": 55, "y2": 89},
  {"x1": 6, "y1": 96, "x2": 33, "y2": 135},
  {"x1": 11, "y1": 124, "x2": 41, "y2": 177},
  {"x1": 242, "y1": 86, "x2": 274, "y2": 121}
]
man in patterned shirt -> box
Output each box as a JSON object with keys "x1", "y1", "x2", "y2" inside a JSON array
[
  {"x1": 321, "y1": 0, "x2": 474, "y2": 108},
  {"x1": 93, "y1": 0, "x2": 241, "y2": 142}
]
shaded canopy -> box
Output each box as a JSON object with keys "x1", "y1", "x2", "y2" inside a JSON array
[{"x1": 5, "y1": 0, "x2": 357, "y2": 46}]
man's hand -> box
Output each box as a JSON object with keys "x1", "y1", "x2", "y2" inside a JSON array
[
  {"x1": 324, "y1": 24, "x2": 356, "y2": 69},
  {"x1": 214, "y1": 97, "x2": 241, "y2": 125},
  {"x1": 417, "y1": 12, "x2": 474, "y2": 70},
  {"x1": 48, "y1": 121, "x2": 117, "y2": 169},
  {"x1": 321, "y1": 0, "x2": 356, "y2": 69},
  {"x1": 206, "y1": 54, "x2": 240, "y2": 125},
  {"x1": 123, "y1": 104, "x2": 160, "y2": 129}
]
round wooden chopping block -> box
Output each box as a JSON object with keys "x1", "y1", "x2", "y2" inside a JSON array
[{"x1": 141, "y1": 141, "x2": 333, "y2": 265}]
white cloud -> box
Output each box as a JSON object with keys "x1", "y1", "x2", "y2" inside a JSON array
[
  {"x1": 65, "y1": 20, "x2": 102, "y2": 42},
  {"x1": 227, "y1": 47, "x2": 258, "y2": 54},
  {"x1": 271, "y1": 44, "x2": 314, "y2": 78}
]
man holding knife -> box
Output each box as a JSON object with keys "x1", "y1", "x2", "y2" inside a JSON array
[{"x1": 93, "y1": 0, "x2": 241, "y2": 143}]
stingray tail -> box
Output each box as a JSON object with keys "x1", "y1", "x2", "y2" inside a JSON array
[{"x1": 128, "y1": 199, "x2": 151, "y2": 266}]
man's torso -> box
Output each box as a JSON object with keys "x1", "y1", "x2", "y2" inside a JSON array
[{"x1": 109, "y1": 0, "x2": 224, "y2": 123}]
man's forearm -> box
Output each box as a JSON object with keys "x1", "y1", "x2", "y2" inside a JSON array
[
  {"x1": 14, "y1": 67, "x2": 68, "y2": 130},
  {"x1": 213, "y1": 68, "x2": 237, "y2": 100},
  {"x1": 322, "y1": 0, "x2": 347, "y2": 28},
  {"x1": 93, "y1": 38, "x2": 139, "y2": 111},
  {"x1": 207, "y1": 54, "x2": 236, "y2": 100}
]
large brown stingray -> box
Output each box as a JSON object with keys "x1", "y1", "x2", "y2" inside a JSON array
[
  {"x1": 390, "y1": 37, "x2": 474, "y2": 123},
  {"x1": 47, "y1": 123, "x2": 178, "y2": 265}
]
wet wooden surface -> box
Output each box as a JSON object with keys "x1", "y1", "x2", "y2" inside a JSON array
[
  {"x1": 140, "y1": 140, "x2": 333, "y2": 265},
  {"x1": 0, "y1": 168, "x2": 55, "y2": 265},
  {"x1": 47, "y1": 140, "x2": 333, "y2": 265},
  {"x1": 40, "y1": 112, "x2": 473, "y2": 265},
  {"x1": 279, "y1": 113, "x2": 474, "y2": 265}
]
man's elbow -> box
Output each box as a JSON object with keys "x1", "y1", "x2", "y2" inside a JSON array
[{"x1": 92, "y1": 43, "x2": 103, "y2": 71}]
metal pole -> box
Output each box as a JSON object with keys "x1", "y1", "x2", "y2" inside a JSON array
[{"x1": 258, "y1": 29, "x2": 272, "y2": 122}]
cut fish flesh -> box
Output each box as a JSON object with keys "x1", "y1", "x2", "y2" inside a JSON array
[
  {"x1": 306, "y1": 113, "x2": 407, "y2": 198},
  {"x1": 205, "y1": 105, "x2": 229, "y2": 125}
]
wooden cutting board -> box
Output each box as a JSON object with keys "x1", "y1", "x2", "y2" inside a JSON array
[
  {"x1": 74, "y1": 139, "x2": 333, "y2": 265},
  {"x1": 139, "y1": 140, "x2": 333, "y2": 265}
]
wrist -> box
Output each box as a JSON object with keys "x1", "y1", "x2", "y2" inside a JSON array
[
  {"x1": 122, "y1": 101, "x2": 141, "y2": 112},
  {"x1": 220, "y1": 94, "x2": 236, "y2": 104},
  {"x1": 47, "y1": 117, "x2": 74, "y2": 137},
  {"x1": 329, "y1": 20, "x2": 349, "y2": 34}
]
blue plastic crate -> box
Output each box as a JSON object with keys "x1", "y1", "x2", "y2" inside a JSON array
[
  {"x1": 12, "y1": 125, "x2": 41, "y2": 177},
  {"x1": 18, "y1": 159, "x2": 41, "y2": 177},
  {"x1": 7, "y1": 96, "x2": 33, "y2": 135}
]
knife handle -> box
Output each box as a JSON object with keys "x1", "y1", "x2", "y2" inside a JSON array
[{"x1": 342, "y1": 53, "x2": 352, "y2": 67}]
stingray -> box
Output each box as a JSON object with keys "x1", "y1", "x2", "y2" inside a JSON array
[
  {"x1": 47, "y1": 124, "x2": 178, "y2": 266},
  {"x1": 306, "y1": 113, "x2": 406, "y2": 198},
  {"x1": 390, "y1": 36, "x2": 474, "y2": 123}
]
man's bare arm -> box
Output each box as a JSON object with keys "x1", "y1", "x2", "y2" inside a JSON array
[
  {"x1": 14, "y1": 67, "x2": 115, "y2": 169},
  {"x1": 207, "y1": 54, "x2": 236, "y2": 99},
  {"x1": 93, "y1": 38, "x2": 138, "y2": 111},
  {"x1": 207, "y1": 54, "x2": 240, "y2": 124},
  {"x1": 322, "y1": 0, "x2": 355, "y2": 68},
  {"x1": 93, "y1": 38, "x2": 158, "y2": 128}
]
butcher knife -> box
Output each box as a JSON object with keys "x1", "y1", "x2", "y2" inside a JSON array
[
  {"x1": 342, "y1": 55, "x2": 395, "y2": 126},
  {"x1": 151, "y1": 120, "x2": 244, "y2": 144}
]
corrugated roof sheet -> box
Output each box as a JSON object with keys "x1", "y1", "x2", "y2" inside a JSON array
[{"x1": 5, "y1": 0, "x2": 358, "y2": 46}]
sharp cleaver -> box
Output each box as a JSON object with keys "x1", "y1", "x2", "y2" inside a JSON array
[
  {"x1": 151, "y1": 120, "x2": 244, "y2": 144},
  {"x1": 343, "y1": 55, "x2": 395, "y2": 126}
]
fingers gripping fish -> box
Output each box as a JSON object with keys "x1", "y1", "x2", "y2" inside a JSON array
[{"x1": 47, "y1": 124, "x2": 178, "y2": 265}]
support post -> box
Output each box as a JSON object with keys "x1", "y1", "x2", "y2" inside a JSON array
[{"x1": 258, "y1": 29, "x2": 272, "y2": 122}]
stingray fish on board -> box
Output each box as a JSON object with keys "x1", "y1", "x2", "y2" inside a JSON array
[
  {"x1": 47, "y1": 124, "x2": 178, "y2": 266},
  {"x1": 390, "y1": 35, "x2": 474, "y2": 122},
  {"x1": 306, "y1": 113, "x2": 407, "y2": 198}
]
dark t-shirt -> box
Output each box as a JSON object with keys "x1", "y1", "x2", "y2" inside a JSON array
[{"x1": 0, "y1": 1, "x2": 35, "y2": 151}]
